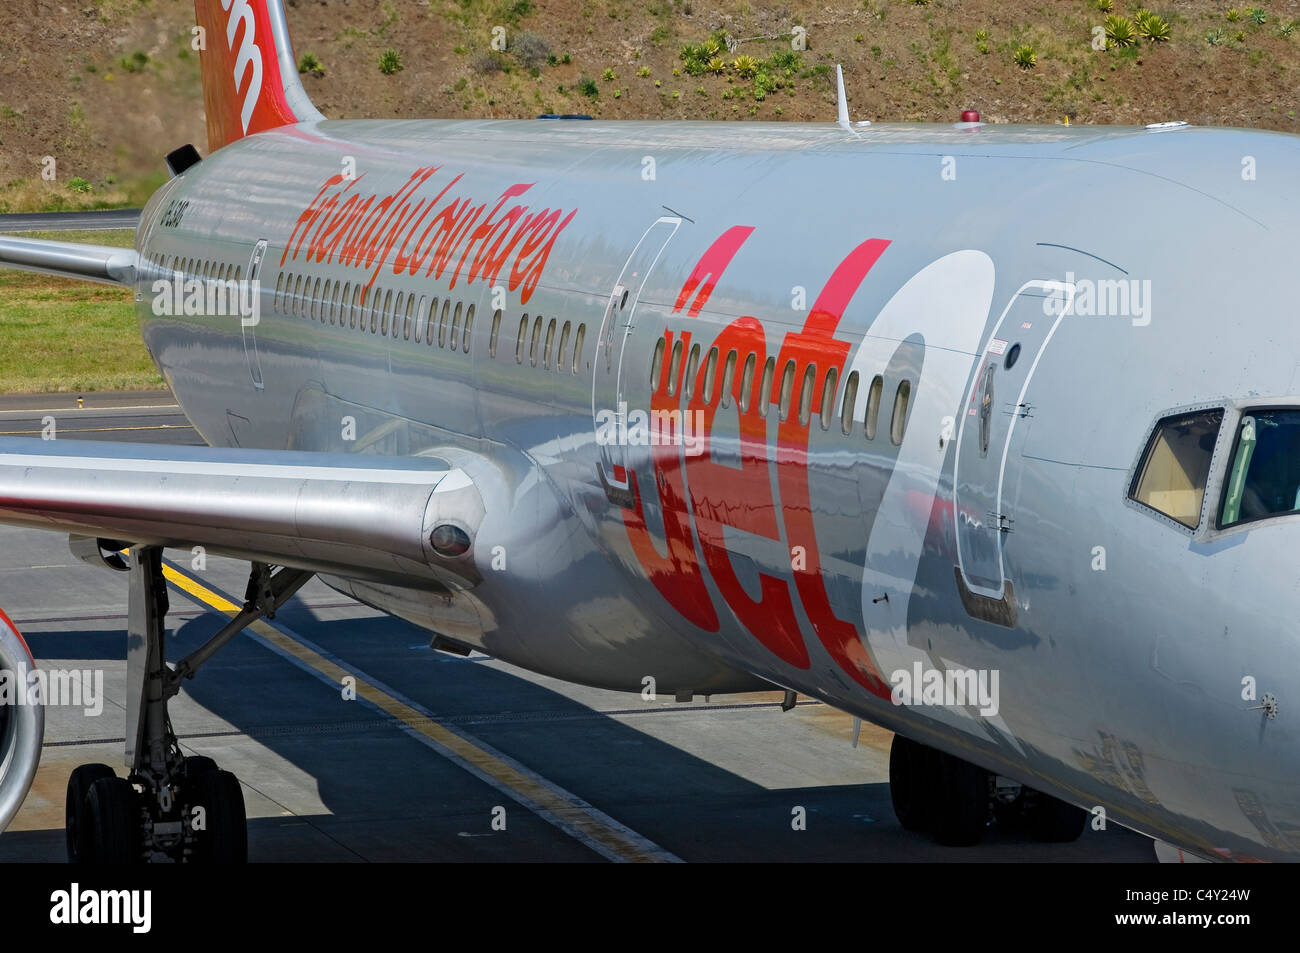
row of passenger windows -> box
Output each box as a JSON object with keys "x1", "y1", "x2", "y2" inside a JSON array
[
  {"x1": 146, "y1": 252, "x2": 242, "y2": 283},
  {"x1": 274, "y1": 271, "x2": 481, "y2": 351},
  {"x1": 509, "y1": 313, "x2": 587, "y2": 374},
  {"x1": 650, "y1": 336, "x2": 912, "y2": 445},
  {"x1": 273, "y1": 271, "x2": 592, "y2": 374}
]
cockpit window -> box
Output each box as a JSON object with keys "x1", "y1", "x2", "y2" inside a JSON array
[
  {"x1": 1129, "y1": 409, "x2": 1223, "y2": 529},
  {"x1": 1219, "y1": 409, "x2": 1300, "y2": 527}
]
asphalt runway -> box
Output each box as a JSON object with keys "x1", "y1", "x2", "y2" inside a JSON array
[
  {"x1": 0, "y1": 395, "x2": 1155, "y2": 862},
  {"x1": 0, "y1": 209, "x2": 141, "y2": 232}
]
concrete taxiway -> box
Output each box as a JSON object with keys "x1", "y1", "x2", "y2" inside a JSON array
[{"x1": 0, "y1": 394, "x2": 1155, "y2": 861}]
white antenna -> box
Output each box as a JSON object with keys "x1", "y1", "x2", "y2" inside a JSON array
[{"x1": 835, "y1": 64, "x2": 850, "y2": 129}]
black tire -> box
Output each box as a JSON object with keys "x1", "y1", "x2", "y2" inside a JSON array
[
  {"x1": 190, "y1": 769, "x2": 247, "y2": 863},
  {"x1": 889, "y1": 735, "x2": 934, "y2": 832},
  {"x1": 183, "y1": 755, "x2": 218, "y2": 779},
  {"x1": 65, "y1": 763, "x2": 116, "y2": 863},
  {"x1": 930, "y1": 750, "x2": 990, "y2": 846},
  {"x1": 84, "y1": 777, "x2": 140, "y2": 864},
  {"x1": 1027, "y1": 792, "x2": 1087, "y2": 843}
]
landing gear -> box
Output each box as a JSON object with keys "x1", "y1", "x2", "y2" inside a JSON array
[
  {"x1": 888, "y1": 734, "x2": 1085, "y2": 847},
  {"x1": 64, "y1": 547, "x2": 312, "y2": 863},
  {"x1": 889, "y1": 734, "x2": 990, "y2": 845}
]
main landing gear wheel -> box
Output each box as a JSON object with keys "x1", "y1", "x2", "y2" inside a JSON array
[
  {"x1": 61, "y1": 549, "x2": 313, "y2": 864},
  {"x1": 190, "y1": 768, "x2": 248, "y2": 863},
  {"x1": 65, "y1": 763, "x2": 116, "y2": 863},
  {"x1": 84, "y1": 776, "x2": 141, "y2": 863}
]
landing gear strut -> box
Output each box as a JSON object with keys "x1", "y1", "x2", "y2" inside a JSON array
[
  {"x1": 64, "y1": 547, "x2": 313, "y2": 863},
  {"x1": 888, "y1": 734, "x2": 1086, "y2": 846}
]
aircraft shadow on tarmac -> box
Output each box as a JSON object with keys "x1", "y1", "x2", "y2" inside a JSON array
[{"x1": 15, "y1": 603, "x2": 1153, "y2": 862}]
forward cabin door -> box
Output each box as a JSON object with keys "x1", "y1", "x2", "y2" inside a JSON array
[
  {"x1": 244, "y1": 238, "x2": 268, "y2": 391},
  {"x1": 592, "y1": 215, "x2": 681, "y2": 505},
  {"x1": 953, "y1": 279, "x2": 1074, "y2": 600}
]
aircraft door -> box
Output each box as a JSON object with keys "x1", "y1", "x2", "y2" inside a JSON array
[
  {"x1": 243, "y1": 239, "x2": 267, "y2": 391},
  {"x1": 954, "y1": 279, "x2": 1073, "y2": 599},
  {"x1": 592, "y1": 215, "x2": 681, "y2": 505}
]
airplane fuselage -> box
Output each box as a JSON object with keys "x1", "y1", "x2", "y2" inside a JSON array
[{"x1": 131, "y1": 117, "x2": 1300, "y2": 860}]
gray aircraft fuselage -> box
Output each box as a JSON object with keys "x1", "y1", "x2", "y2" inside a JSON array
[{"x1": 130, "y1": 116, "x2": 1300, "y2": 861}]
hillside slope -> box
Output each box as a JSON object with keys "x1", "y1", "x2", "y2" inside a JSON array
[{"x1": 1, "y1": 0, "x2": 1298, "y2": 212}]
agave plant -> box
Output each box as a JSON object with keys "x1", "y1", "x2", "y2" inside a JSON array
[
  {"x1": 1013, "y1": 44, "x2": 1036, "y2": 69},
  {"x1": 732, "y1": 54, "x2": 759, "y2": 78},
  {"x1": 1281, "y1": 20, "x2": 1299, "y2": 37},
  {"x1": 1105, "y1": 14, "x2": 1139, "y2": 48},
  {"x1": 1248, "y1": 7, "x2": 1267, "y2": 25},
  {"x1": 1096, "y1": 0, "x2": 1113, "y2": 10},
  {"x1": 1135, "y1": 10, "x2": 1171, "y2": 43},
  {"x1": 707, "y1": 56, "x2": 727, "y2": 74}
]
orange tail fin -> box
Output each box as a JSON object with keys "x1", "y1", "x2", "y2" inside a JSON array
[{"x1": 194, "y1": 0, "x2": 323, "y2": 152}]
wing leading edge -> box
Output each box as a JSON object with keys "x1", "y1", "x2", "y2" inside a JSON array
[
  {"x1": 0, "y1": 438, "x2": 485, "y2": 590},
  {"x1": 0, "y1": 235, "x2": 139, "y2": 286}
]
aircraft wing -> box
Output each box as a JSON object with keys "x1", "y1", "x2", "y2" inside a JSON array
[
  {"x1": 0, "y1": 438, "x2": 485, "y2": 590},
  {"x1": 0, "y1": 235, "x2": 139, "y2": 286}
]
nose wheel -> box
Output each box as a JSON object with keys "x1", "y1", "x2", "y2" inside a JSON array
[{"x1": 889, "y1": 734, "x2": 1086, "y2": 847}]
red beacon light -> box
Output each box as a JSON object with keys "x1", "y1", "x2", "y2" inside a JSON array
[{"x1": 960, "y1": 109, "x2": 981, "y2": 123}]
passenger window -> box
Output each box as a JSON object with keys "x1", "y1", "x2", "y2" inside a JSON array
[
  {"x1": 313, "y1": 278, "x2": 322, "y2": 320},
  {"x1": 425, "y1": 297, "x2": 438, "y2": 344},
  {"x1": 543, "y1": 318, "x2": 556, "y2": 368},
  {"x1": 739, "y1": 353, "x2": 756, "y2": 413},
  {"x1": 841, "y1": 370, "x2": 859, "y2": 435},
  {"x1": 516, "y1": 315, "x2": 528, "y2": 363},
  {"x1": 274, "y1": 273, "x2": 284, "y2": 310},
  {"x1": 667, "y1": 340, "x2": 684, "y2": 397},
  {"x1": 351, "y1": 285, "x2": 361, "y2": 329},
  {"x1": 1130, "y1": 409, "x2": 1223, "y2": 529},
  {"x1": 797, "y1": 364, "x2": 816, "y2": 427},
  {"x1": 758, "y1": 357, "x2": 776, "y2": 418},
  {"x1": 489, "y1": 309, "x2": 503, "y2": 357},
  {"x1": 294, "y1": 275, "x2": 304, "y2": 315},
  {"x1": 778, "y1": 361, "x2": 796, "y2": 421},
  {"x1": 684, "y1": 344, "x2": 701, "y2": 400},
  {"x1": 572, "y1": 324, "x2": 585, "y2": 374},
  {"x1": 404, "y1": 294, "x2": 416, "y2": 340},
  {"x1": 450, "y1": 301, "x2": 462, "y2": 347},
  {"x1": 462, "y1": 304, "x2": 474, "y2": 353},
  {"x1": 820, "y1": 367, "x2": 838, "y2": 431},
  {"x1": 439, "y1": 300, "x2": 451, "y2": 347},
  {"x1": 650, "y1": 337, "x2": 666, "y2": 390},
  {"x1": 1219, "y1": 409, "x2": 1300, "y2": 527},
  {"x1": 381, "y1": 289, "x2": 394, "y2": 336},
  {"x1": 530, "y1": 315, "x2": 543, "y2": 366},
  {"x1": 331, "y1": 282, "x2": 341, "y2": 325},
  {"x1": 702, "y1": 347, "x2": 719, "y2": 404},
  {"x1": 720, "y1": 350, "x2": 737, "y2": 409},
  {"x1": 890, "y1": 380, "x2": 911, "y2": 446},
  {"x1": 865, "y1": 375, "x2": 883, "y2": 440},
  {"x1": 322, "y1": 280, "x2": 333, "y2": 322},
  {"x1": 557, "y1": 321, "x2": 571, "y2": 371}
]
